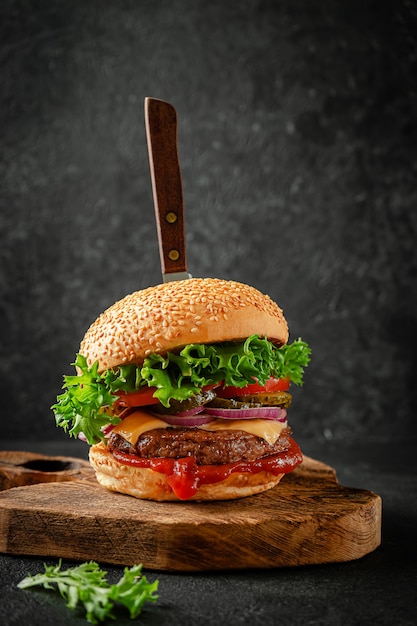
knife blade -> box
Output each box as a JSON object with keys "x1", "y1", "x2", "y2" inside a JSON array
[{"x1": 144, "y1": 97, "x2": 192, "y2": 282}]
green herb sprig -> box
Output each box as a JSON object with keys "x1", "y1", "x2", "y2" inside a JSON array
[{"x1": 18, "y1": 560, "x2": 159, "y2": 625}]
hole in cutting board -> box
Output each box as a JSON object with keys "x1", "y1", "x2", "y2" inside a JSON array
[{"x1": 19, "y1": 460, "x2": 81, "y2": 473}]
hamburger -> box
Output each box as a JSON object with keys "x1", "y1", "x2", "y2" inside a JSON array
[{"x1": 52, "y1": 278, "x2": 311, "y2": 501}]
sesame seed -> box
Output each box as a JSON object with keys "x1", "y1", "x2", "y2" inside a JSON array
[{"x1": 79, "y1": 277, "x2": 288, "y2": 372}]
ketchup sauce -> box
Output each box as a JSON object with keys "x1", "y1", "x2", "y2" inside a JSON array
[{"x1": 112, "y1": 438, "x2": 303, "y2": 500}]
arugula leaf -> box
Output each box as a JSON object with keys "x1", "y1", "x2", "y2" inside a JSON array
[
  {"x1": 52, "y1": 336, "x2": 311, "y2": 445},
  {"x1": 18, "y1": 560, "x2": 159, "y2": 625}
]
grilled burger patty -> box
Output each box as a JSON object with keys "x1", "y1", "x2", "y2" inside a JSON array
[{"x1": 107, "y1": 426, "x2": 293, "y2": 465}]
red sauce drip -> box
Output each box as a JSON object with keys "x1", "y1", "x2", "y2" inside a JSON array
[{"x1": 112, "y1": 438, "x2": 303, "y2": 500}]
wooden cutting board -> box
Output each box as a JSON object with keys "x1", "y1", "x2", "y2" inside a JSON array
[{"x1": 0, "y1": 450, "x2": 381, "y2": 571}]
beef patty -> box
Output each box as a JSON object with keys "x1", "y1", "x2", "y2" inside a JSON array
[{"x1": 107, "y1": 426, "x2": 292, "y2": 465}]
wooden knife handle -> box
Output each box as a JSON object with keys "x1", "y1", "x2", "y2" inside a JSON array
[{"x1": 145, "y1": 97, "x2": 188, "y2": 276}]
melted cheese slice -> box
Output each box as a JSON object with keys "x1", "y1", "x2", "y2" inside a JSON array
[
  {"x1": 111, "y1": 411, "x2": 169, "y2": 444},
  {"x1": 200, "y1": 419, "x2": 287, "y2": 446},
  {"x1": 111, "y1": 411, "x2": 287, "y2": 446}
]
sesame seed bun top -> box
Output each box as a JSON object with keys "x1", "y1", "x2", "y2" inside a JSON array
[{"x1": 79, "y1": 278, "x2": 289, "y2": 372}]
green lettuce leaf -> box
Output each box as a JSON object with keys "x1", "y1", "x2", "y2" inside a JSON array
[{"x1": 52, "y1": 335, "x2": 311, "y2": 445}]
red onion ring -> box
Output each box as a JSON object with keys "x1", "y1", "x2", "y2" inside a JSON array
[
  {"x1": 102, "y1": 423, "x2": 116, "y2": 437},
  {"x1": 204, "y1": 406, "x2": 287, "y2": 422},
  {"x1": 151, "y1": 412, "x2": 215, "y2": 427}
]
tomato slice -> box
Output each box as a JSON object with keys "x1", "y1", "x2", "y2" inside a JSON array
[
  {"x1": 115, "y1": 387, "x2": 160, "y2": 407},
  {"x1": 115, "y1": 382, "x2": 223, "y2": 409},
  {"x1": 217, "y1": 377, "x2": 290, "y2": 398}
]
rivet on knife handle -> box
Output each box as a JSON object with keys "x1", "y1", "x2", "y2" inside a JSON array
[{"x1": 144, "y1": 97, "x2": 191, "y2": 282}]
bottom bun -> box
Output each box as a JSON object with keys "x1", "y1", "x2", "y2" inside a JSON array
[{"x1": 89, "y1": 442, "x2": 285, "y2": 502}]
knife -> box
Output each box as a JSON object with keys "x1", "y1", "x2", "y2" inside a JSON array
[{"x1": 145, "y1": 97, "x2": 192, "y2": 282}]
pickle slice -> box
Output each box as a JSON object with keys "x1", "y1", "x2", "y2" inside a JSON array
[
  {"x1": 151, "y1": 388, "x2": 217, "y2": 415},
  {"x1": 236, "y1": 392, "x2": 292, "y2": 408},
  {"x1": 206, "y1": 397, "x2": 262, "y2": 410}
]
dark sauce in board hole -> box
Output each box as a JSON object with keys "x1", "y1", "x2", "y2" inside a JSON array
[{"x1": 20, "y1": 460, "x2": 81, "y2": 473}]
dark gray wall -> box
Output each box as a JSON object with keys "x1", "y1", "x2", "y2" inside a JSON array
[{"x1": 1, "y1": 0, "x2": 416, "y2": 444}]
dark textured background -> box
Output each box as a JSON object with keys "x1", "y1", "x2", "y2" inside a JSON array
[{"x1": 1, "y1": 0, "x2": 416, "y2": 444}]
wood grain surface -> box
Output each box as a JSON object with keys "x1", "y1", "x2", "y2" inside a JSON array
[{"x1": 0, "y1": 450, "x2": 381, "y2": 571}]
